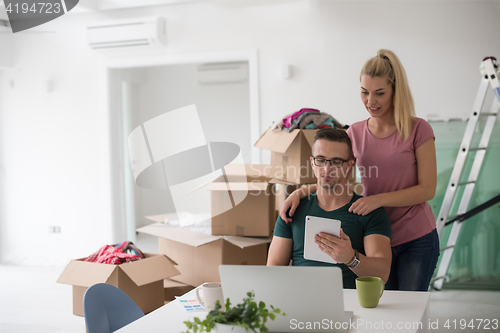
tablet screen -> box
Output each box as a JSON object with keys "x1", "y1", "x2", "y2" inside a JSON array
[{"x1": 303, "y1": 216, "x2": 341, "y2": 264}]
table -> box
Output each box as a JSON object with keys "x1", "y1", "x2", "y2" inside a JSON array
[{"x1": 116, "y1": 288, "x2": 430, "y2": 333}]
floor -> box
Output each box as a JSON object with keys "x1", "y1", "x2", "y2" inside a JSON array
[{"x1": 1, "y1": 236, "x2": 499, "y2": 333}]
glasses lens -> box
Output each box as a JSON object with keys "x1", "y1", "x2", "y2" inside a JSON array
[
  {"x1": 314, "y1": 157, "x2": 326, "y2": 166},
  {"x1": 330, "y1": 158, "x2": 344, "y2": 167}
]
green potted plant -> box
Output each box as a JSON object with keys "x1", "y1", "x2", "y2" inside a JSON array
[{"x1": 183, "y1": 291, "x2": 286, "y2": 333}]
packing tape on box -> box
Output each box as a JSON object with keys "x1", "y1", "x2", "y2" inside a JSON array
[{"x1": 127, "y1": 105, "x2": 247, "y2": 219}]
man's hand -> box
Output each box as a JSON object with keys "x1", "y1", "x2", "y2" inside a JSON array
[
  {"x1": 314, "y1": 228, "x2": 355, "y2": 264},
  {"x1": 348, "y1": 195, "x2": 381, "y2": 216}
]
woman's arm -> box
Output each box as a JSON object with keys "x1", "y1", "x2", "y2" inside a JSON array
[
  {"x1": 279, "y1": 184, "x2": 318, "y2": 223},
  {"x1": 349, "y1": 138, "x2": 437, "y2": 216}
]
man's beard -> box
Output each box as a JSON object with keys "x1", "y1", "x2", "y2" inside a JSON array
[
  {"x1": 318, "y1": 169, "x2": 342, "y2": 188},
  {"x1": 319, "y1": 177, "x2": 341, "y2": 190}
]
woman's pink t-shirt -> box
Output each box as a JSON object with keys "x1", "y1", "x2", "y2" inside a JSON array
[{"x1": 347, "y1": 117, "x2": 436, "y2": 247}]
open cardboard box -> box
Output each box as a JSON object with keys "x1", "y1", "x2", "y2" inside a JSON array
[
  {"x1": 137, "y1": 217, "x2": 271, "y2": 287},
  {"x1": 254, "y1": 128, "x2": 356, "y2": 184},
  {"x1": 164, "y1": 278, "x2": 194, "y2": 302},
  {"x1": 271, "y1": 178, "x2": 302, "y2": 217},
  {"x1": 207, "y1": 164, "x2": 276, "y2": 237},
  {"x1": 57, "y1": 253, "x2": 179, "y2": 316},
  {"x1": 254, "y1": 128, "x2": 318, "y2": 184}
]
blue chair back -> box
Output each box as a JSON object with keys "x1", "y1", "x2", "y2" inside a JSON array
[{"x1": 83, "y1": 283, "x2": 145, "y2": 333}]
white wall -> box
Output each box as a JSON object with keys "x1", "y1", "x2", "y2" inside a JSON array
[
  {"x1": 0, "y1": 26, "x2": 12, "y2": 68},
  {"x1": 0, "y1": 0, "x2": 499, "y2": 266},
  {"x1": 0, "y1": 15, "x2": 112, "y2": 265},
  {"x1": 127, "y1": 63, "x2": 251, "y2": 227},
  {"x1": 0, "y1": 30, "x2": 13, "y2": 265},
  {"x1": 138, "y1": 64, "x2": 251, "y2": 163}
]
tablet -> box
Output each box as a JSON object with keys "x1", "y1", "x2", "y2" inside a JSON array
[{"x1": 304, "y1": 215, "x2": 342, "y2": 264}]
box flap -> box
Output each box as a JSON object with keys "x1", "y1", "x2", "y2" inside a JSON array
[
  {"x1": 224, "y1": 236, "x2": 273, "y2": 248},
  {"x1": 164, "y1": 278, "x2": 191, "y2": 288},
  {"x1": 119, "y1": 254, "x2": 180, "y2": 286},
  {"x1": 302, "y1": 130, "x2": 318, "y2": 148},
  {"x1": 137, "y1": 223, "x2": 222, "y2": 247},
  {"x1": 145, "y1": 212, "x2": 206, "y2": 226},
  {"x1": 254, "y1": 127, "x2": 301, "y2": 153},
  {"x1": 221, "y1": 163, "x2": 248, "y2": 176},
  {"x1": 56, "y1": 260, "x2": 117, "y2": 287},
  {"x1": 163, "y1": 254, "x2": 179, "y2": 266},
  {"x1": 145, "y1": 213, "x2": 174, "y2": 223},
  {"x1": 207, "y1": 182, "x2": 269, "y2": 192},
  {"x1": 269, "y1": 178, "x2": 305, "y2": 185},
  {"x1": 190, "y1": 164, "x2": 273, "y2": 195},
  {"x1": 187, "y1": 177, "x2": 214, "y2": 194},
  {"x1": 187, "y1": 164, "x2": 272, "y2": 194},
  {"x1": 224, "y1": 164, "x2": 272, "y2": 178}
]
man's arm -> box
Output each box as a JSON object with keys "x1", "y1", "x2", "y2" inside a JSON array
[
  {"x1": 267, "y1": 236, "x2": 293, "y2": 266},
  {"x1": 350, "y1": 234, "x2": 391, "y2": 283},
  {"x1": 315, "y1": 230, "x2": 391, "y2": 282}
]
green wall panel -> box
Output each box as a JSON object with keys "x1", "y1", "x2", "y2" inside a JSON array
[{"x1": 430, "y1": 119, "x2": 500, "y2": 290}]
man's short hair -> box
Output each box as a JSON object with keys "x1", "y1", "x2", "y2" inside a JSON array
[{"x1": 312, "y1": 128, "x2": 353, "y2": 160}]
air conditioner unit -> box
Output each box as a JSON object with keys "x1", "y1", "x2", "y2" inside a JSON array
[
  {"x1": 197, "y1": 62, "x2": 249, "y2": 85},
  {"x1": 87, "y1": 17, "x2": 166, "y2": 51}
]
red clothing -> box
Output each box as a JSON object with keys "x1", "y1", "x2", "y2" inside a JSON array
[{"x1": 84, "y1": 244, "x2": 141, "y2": 265}]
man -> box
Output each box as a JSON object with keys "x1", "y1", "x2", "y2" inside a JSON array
[{"x1": 267, "y1": 128, "x2": 392, "y2": 288}]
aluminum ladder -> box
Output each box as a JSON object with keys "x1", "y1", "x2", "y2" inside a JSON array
[{"x1": 432, "y1": 57, "x2": 500, "y2": 290}]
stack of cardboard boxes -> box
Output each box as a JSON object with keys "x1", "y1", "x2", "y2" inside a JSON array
[
  {"x1": 137, "y1": 163, "x2": 277, "y2": 298},
  {"x1": 57, "y1": 127, "x2": 359, "y2": 317},
  {"x1": 139, "y1": 127, "x2": 359, "y2": 301},
  {"x1": 137, "y1": 129, "x2": 322, "y2": 300}
]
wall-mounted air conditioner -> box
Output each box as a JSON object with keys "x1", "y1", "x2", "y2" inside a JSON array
[
  {"x1": 197, "y1": 62, "x2": 249, "y2": 85},
  {"x1": 87, "y1": 17, "x2": 166, "y2": 51}
]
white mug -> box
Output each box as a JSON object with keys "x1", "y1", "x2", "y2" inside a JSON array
[{"x1": 195, "y1": 282, "x2": 224, "y2": 311}]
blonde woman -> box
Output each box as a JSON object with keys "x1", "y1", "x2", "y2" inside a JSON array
[{"x1": 280, "y1": 49, "x2": 439, "y2": 291}]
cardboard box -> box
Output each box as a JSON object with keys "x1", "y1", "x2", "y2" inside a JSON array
[
  {"x1": 137, "y1": 219, "x2": 271, "y2": 287},
  {"x1": 254, "y1": 128, "x2": 356, "y2": 184},
  {"x1": 254, "y1": 128, "x2": 318, "y2": 184},
  {"x1": 164, "y1": 278, "x2": 194, "y2": 302},
  {"x1": 272, "y1": 179, "x2": 301, "y2": 214},
  {"x1": 208, "y1": 164, "x2": 276, "y2": 237},
  {"x1": 57, "y1": 253, "x2": 179, "y2": 316},
  {"x1": 220, "y1": 163, "x2": 273, "y2": 181}
]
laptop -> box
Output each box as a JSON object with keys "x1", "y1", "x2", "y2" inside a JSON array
[{"x1": 219, "y1": 265, "x2": 352, "y2": 333}]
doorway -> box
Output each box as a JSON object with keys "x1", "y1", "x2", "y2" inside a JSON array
[{"x1": 107, "y1": 50, "x2": 260, "y2": 242}]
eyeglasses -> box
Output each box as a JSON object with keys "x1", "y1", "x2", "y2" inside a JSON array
[{"x1": 312, "y1": 156, "x2": 348, "y2": 168}]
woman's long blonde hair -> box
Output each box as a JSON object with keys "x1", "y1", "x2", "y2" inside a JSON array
[{"x1": 360, "y1": 49, "x2": 415, "y2": 141}]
